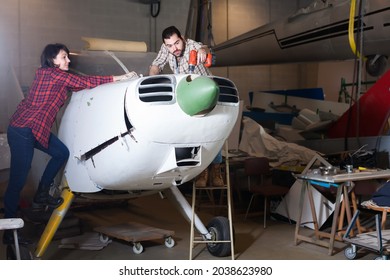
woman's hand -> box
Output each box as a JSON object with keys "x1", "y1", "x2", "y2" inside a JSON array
[{"x1": 113, "y1": 71, "x2": 139, "y2": 82}]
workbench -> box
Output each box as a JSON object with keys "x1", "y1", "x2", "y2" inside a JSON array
[{"x1": 294, "y1": 168, "x2": 390, "y2": 256}]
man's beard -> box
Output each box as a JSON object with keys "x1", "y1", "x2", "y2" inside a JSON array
[
  {"x1": 176, "y1": 40, "x2": 186, "y2": 57},
  {"x1": 174, "y1": 50, "x2": 183, "y2": 57}
]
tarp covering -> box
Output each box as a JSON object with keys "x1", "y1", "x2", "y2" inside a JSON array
[{"x1": 238, "y1": 116, "x2": 320, "y2": 167}]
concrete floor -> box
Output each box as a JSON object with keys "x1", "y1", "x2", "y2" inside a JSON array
[{"x1": 0, "y1": 188, "x2": 382, "y2": 260}]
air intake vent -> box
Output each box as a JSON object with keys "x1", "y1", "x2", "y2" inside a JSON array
[
  {"x1": 138, "y1": 76, "x2": 175, "y2": 102},
  {"x1": 175, "y1": 146, "x2": 200, "y2": 167},
  {"x1": 212, "y1": 77, "x2": 239, "y2": 103}
]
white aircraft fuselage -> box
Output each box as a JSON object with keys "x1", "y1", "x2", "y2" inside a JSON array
[
  {"x1": 59, "y1": 74, "x2": 239, "y2": 194},
  {"x1": 31, "y1": 74, "x2": 239, "y2": 259}
]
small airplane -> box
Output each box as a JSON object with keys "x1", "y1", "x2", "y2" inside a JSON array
[
  {"x1": 30, "y1": 71, "x2": 240, "y2": 259},
  {"x1": 213, "y1": 0, "x2": 390, "y2": 76}
]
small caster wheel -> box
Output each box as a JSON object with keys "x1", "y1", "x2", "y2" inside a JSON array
[
  {"x1": 165, "y1": 236, "x2": 175, "y2": 248},
  {"x1": 99, "y1": 234, "x2": 110, "y2": 244},
  {"x1": 344, "y1": 246, "x2": 357, "y2": 260},
  {"x1": 133, "y1": 242, "x2": 143, "y2": 254},
  {"x1": 374, "y1": 255, "x2": 387, "y2": 260}
]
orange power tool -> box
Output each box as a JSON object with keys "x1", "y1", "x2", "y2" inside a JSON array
[{"x1": 189, "y1": 49, "x2": 213, "y2": 73}]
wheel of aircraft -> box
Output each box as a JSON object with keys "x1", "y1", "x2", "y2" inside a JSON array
[{"x1": 206, "y1": 216, "x2": 232, "y2": 257}]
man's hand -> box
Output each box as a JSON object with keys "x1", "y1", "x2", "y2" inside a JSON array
[
  {"x1": 197, "y1": 48, "x2": 208, "y2": 64},
  {"x1": 149, "y1": 65, "x2": 160, "y2": 76}
]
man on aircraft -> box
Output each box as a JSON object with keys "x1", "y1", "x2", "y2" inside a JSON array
[{"x1": 149, "y1": 25, "x2": 224, "y2": 188}]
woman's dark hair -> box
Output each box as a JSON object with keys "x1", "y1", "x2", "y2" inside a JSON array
[
  {"x1": 40, "y1": 43, "x2": 70, "y2": 68},
  {"x1": 162, "y1": 26, "x2": 182, "y2": 42}
]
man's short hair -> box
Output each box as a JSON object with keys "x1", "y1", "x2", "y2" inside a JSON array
[{"x1": 162, "y1": 26, "x2": 182, "y2": 42}]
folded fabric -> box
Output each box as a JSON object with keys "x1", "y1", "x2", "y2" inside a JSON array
[{"x1": 372, "y1": 181, "x2": 390, "y2": 207}]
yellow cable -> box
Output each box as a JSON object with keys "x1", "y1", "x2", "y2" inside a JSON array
[
  {"x1": 348, "y1": 0, "x2": 358, "y2": 56},
  {"x1": 348, "y1": 0, "x2": 365, "y2": 60}
]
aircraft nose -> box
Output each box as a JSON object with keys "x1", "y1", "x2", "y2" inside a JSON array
[{"x1": 176, "y1": 75, "x2": 219, "y2": 116}]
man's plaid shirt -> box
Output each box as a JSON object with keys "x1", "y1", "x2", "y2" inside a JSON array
[{"x1": 151, "y1": 38, "x2": 211, "y2": 76}]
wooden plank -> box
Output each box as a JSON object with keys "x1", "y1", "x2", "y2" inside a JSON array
[{"x1": 344, "y1": 230, "x2": 390, "y2": 253}]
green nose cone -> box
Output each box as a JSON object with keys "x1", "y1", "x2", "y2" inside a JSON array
[{"x1": 177, "y1": 76, "x2": 219, "y2": 116}]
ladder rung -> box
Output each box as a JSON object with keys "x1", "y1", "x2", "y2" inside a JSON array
[
  {"x1": 195, "y1": 186, "x2": 227, "y2": 190},
  {"x1": 192, "y1": 240, "x2": 232, "y2": 244}
]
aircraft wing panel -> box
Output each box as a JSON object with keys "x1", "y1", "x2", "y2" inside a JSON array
[{"x1": 213, "y1": 0, "x2": 390, "y2": 68}]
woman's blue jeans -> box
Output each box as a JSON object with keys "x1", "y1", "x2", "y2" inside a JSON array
[{"x1": 4, "y1": 126, "x2": 69, "y2": 218}]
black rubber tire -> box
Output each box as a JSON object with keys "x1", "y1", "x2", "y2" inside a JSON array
[{"x1": 206, "y1": 216, "x2": 233, "y2": 257}]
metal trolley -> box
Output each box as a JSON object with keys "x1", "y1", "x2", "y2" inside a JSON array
[{"x1": 343, "y1": 207, "x2": 390, "y2": 260}]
